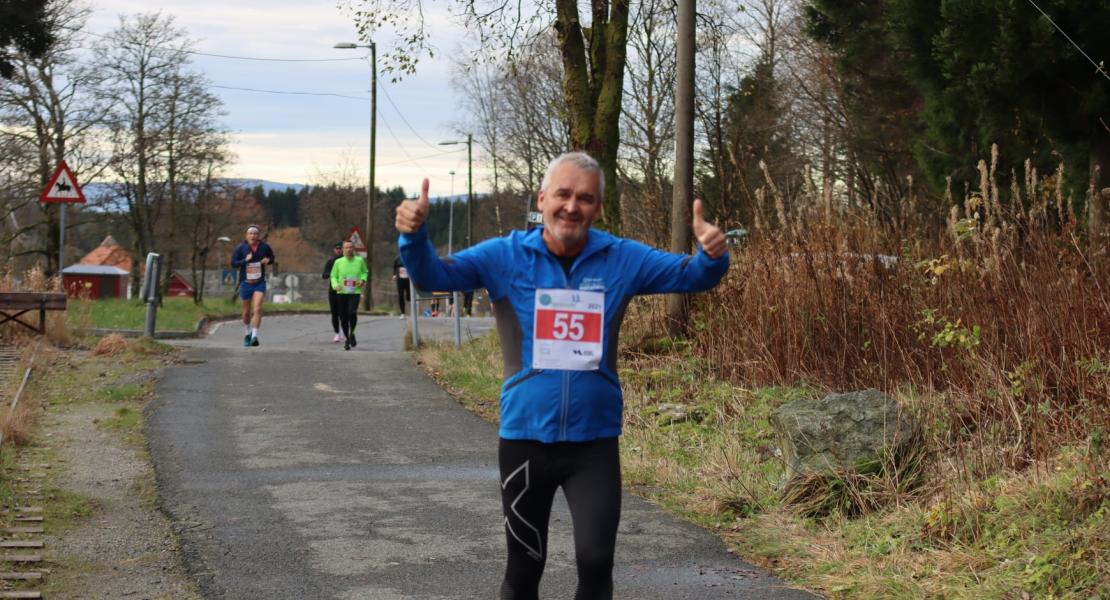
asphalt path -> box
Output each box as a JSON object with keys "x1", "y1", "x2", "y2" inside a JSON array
[{"x1": 147, "y1": 313, "x2": 817, "y2": 599}]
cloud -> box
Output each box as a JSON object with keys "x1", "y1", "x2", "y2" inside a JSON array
[{"x1": 88, "y1": 0, "x2": 490, "y2": 192}]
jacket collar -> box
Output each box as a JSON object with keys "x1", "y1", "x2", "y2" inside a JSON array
[{"x1": 523, "y1": 225, "x2": 616, "y2": 264}]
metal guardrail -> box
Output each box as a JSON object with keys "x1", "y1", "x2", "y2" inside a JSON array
[{"x1": 405, "y1": 281, "x2": 470, "y2": 349}]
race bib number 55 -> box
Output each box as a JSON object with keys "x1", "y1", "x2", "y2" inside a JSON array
[{"x1": 532, "y1": 289, "x2": 604, "y2": 371}]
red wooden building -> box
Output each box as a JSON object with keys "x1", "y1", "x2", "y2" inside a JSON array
[
  {"x1": 62, "y1": 235, "x2": 132, "y2": 299},
  {"x1": 166, "y1": 272, "x2": 196, "y2": 297}
]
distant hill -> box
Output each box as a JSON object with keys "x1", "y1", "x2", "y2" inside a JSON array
[
  {"x1": 79, "y1": 179, "x2": 305, "y2": 203},
  {"x1": 225, "y1": 179, "x2": 306, "y2": 194}
]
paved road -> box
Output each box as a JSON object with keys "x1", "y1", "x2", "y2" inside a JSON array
[{"x1": 148, "y1": 314, "x2": 816, "y2": 599}]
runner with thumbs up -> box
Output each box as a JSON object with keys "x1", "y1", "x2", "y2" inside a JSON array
[{"x1": 396, "y1": 152, "x2": 729, "y2": 600}]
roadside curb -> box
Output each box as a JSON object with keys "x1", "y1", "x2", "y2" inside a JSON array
[{"x1": 87, "y1": 310, "x2": 390, "y2": 340}]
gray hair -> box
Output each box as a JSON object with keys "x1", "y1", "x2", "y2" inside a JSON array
[{"x1": 540, "y1": 152, "x2": 605, "y2": 200}]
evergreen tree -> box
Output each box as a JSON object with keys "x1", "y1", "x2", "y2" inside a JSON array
[{"x1": 809, "y1": 0, "x2": 1110, "y2": 193}]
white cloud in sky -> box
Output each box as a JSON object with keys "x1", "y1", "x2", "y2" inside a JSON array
[{"x1": 86, "y1": 0, "x2": 490, "y2": 191}]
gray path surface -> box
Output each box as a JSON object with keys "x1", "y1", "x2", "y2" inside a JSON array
[{"x1": 147, "y1": 314, "x2": 816, "y2": 599}]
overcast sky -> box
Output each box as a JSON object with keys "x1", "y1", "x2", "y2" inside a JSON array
[{"x1": 85, "y1": 0, "x2": 488, "y2": 197}]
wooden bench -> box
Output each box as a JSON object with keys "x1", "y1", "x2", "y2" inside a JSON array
[{"x1": 0, "y1": 293, "x2": 67, "y2": 335}]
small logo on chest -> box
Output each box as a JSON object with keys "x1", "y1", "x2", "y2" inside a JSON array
[{"x1": 579, "y1": 277, "x2": 606, "y2": 291}]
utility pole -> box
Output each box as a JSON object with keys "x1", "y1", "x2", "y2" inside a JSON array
[
  {"x1": 466, "y1": 133, "x2": 473, "y2": 247},
  {"x1": 666, "y1": 0, "x2": 696, "y2": 337},
  {"x1": 334, "y1": 41, "x2": 377, "y2": 310},
  {"x1": 367, "y1": 42, "x2": 377, "y2": 310}
]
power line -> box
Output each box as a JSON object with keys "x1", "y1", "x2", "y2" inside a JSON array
[
  {"x1": 77, "y1": 28, "x2": 366, "y2": 63},
  {"x1": 378, "y1": 82, "x2": 443, "y2": 150},
  {"x1": 1025, "y1": 0, "x2": 1110, "y2": 82},
  {"x1": 209, "y1": 84, "x2": 368, "y2": 101},
  {"x1": 379, "y1": 150, "x2": 462, "y2": 167}
]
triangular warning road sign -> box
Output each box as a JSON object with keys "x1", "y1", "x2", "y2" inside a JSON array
[
  {"x1": 347, "y1": 226, "x2": 366, "y2": 251},
  {"x1": 40, "y1": 160, "x2": 86, "y2": 204}
]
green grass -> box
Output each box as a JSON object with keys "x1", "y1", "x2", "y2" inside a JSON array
[
  {"x1": 45, "y1": 487, "x2": 96, "y2": 529},
  {"x1": 68, "y1": 297, "x2": 331, "y2": 331},
  {"x1": 416, "y1": 330, "x2": 1110, "y2": 599}
]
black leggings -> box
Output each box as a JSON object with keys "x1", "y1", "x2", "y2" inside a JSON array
[
  {"x1": 337, "y1": 293, "x2": 359, "y2": 337},
  {"x1": 499, "y1": 437, "x2": 620, "y2": 600},
  {"x1": 396, "y1": 279, "x2": 410, "y2": 314},
  {"x1": 328, "y1": 289, "x2": 341, "y2": 333}
]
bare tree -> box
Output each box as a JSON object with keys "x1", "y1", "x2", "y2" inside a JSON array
[
  {"x1": 300, "y1": 156, "x2": 369, "y2": 251},
  {"x1": 90, "y1": 12, "x2": 229, "y2": 295},
  {"x1": 618, "y1": 0, "x2": 677, "y2": 246},
  {"x1": 345, "y1": 0, "x2": 631, "y2": 231},
  {"x1": 0, "y1": 0, "x2": 108, "y2": 273}
]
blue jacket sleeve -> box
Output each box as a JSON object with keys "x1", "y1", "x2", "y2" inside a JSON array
[
  {"x1": 230, "y1": 243, "x2": 247, "y2": 267},
  {"x1": 398, "y1": 224, "x2": 490, "y2": 293},
  {"x1": 629, "y1": 240, "x2": 729, "y2": 295}
]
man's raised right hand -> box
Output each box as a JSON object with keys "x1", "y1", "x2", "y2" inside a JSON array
[{"x1": 395, "y1": 178, "x2": 430, "y2": 234}]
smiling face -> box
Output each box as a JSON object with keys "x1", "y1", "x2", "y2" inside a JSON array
[{"x1": 536, "y1": 161, "x2": 602, "y2": 256}]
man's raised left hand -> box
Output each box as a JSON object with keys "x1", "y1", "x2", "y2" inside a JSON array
[{"x1": 692, "y1": 199, "x2": 726, "y2": 259}]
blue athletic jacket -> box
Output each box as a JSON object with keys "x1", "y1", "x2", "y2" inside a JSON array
[
  {"x1": 399, "y1": 225, "x2": 729, "y2": 443},
  {"x1": 230, "y1": 241, "x2": 275, "y2": 284}
]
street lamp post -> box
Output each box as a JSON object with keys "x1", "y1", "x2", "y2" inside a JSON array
[
  {"x1": 438, "y1": 134, "x2": 472, "y2": 247},
  {"x1": 334, "y1": 41, "x2": 377, "y2": 310}
]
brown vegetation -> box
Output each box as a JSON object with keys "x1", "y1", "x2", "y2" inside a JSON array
[
  {"x1": 93, "y1": 333, "x2": 128, "y2": 356},
  {"x1": 686, "y1": 154, "x2": 1109, "y2": 475}
]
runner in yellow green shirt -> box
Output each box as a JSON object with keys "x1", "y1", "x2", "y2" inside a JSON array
[{"x1": 329, "y1": 240, "x2": 369, "y2": 350}]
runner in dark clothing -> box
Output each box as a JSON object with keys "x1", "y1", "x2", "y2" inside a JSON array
[
  {"x1": 323, "y1": 242, "x2": 343, "y2": 342},
  {"x1": 230, "y1": 224, "x2": 276, "y2": 348},
  {"x1": 393, "y1": 255, "x2": 410, "y2": 319}
]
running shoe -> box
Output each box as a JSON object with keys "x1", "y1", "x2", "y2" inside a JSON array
[
  {"x1": 344, "y1": 339, "x2": 351, "y2": 351},
  {"x1": 333, "y1": 333, "x2": 342, "y2": 343},
  {"x1": 244, "y1": 334, "x2": 251, "y2": 347},
  {"x1": 398, "y1": 314, "x2": 406, "y2": 320},
  {"x1": 250, "y1": 336, "x2": 259, "y2": 347},
  {"x1": 349, "y1": 332, "x2": 357, "y2": 348}
]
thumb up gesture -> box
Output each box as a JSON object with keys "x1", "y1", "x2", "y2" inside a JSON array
[
  {"x1": 693, "y1": 199, "x2": 726, "y2": 259},
  {"x1": 395, "y1": 178, "x2": 431, "y2": 234}
]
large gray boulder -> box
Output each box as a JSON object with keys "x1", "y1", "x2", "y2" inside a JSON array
[{"x1": 769, "y1": 389, "x2": 918, "y2": 481}]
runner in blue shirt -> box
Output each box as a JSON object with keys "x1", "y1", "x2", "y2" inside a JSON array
[
  {"x1": 396, "y1": 152, "x2": 728, "y2": 599},
  {"x1": 230, "y1": 224, "x2": 276, "y2": 347}
]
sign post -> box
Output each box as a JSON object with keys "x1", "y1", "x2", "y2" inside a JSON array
[{"x1": 40, "y1": 160, "x2": 87, "y2": 273}]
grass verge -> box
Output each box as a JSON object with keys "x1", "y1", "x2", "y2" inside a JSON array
[
  {"x1": 415, "y1": 331, "x2": 1109, "y2": 599},
  {"x1": 68, "y1": 296, "x2": 331, "y2": 331}
]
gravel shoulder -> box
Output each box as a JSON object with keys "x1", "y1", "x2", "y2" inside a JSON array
[
  {"x1": 12, "y1": 345, "x2": 201, "y2": 599},
  {"x1": 41, "y1": 401, "x2": 200, "y2": 599}
]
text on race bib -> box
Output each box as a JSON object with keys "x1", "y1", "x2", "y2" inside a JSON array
[
  {"x1": 246, "y1": 262, "x2": 262, "y2": 281},
  {"x1": 343, "y1": 277, "x2": 359, "y2": 293},
  {"x1": 532, "y1": 289, "x2": 604, "y2": 371}
]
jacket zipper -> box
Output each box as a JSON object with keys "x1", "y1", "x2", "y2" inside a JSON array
[{"x1": 559, "y1": 253, "x2": 572, "y2": 440}]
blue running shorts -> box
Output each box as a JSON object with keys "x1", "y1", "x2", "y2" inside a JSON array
[{"x1": 239, "y1": 279, "x2": 267, "y2": 300}]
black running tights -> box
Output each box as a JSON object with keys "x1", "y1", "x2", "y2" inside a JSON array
[
  {"x1": 328, "y1": 289, "x2": 341, "y2": 333},
  {"x1": 498, "y1": 437, "x2": 620, "y2": 600},
  {"x1": 336, "y1": 293, "x2": 359, "y2": 337}
]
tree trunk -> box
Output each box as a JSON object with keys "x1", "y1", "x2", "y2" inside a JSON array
[{"x1": 554, "y1": 0, "x2": 629, "y2": 233}]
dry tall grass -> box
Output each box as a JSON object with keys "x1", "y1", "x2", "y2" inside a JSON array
[{"x1": 689, "y1": 150, "x2": 1109, "y2": 473}]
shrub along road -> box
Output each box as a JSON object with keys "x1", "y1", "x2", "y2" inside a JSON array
[{"x1": 147, "y1": 314, "x2": 816, "y2": 598}]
